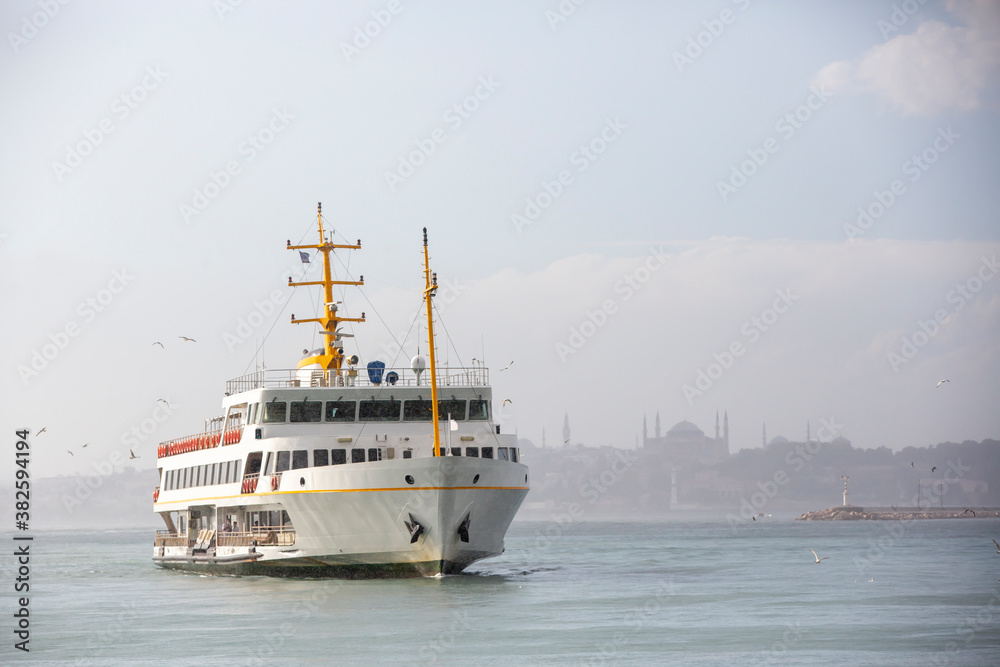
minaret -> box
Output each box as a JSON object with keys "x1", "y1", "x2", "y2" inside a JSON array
[
  {"x1": 655, "y1": 412, "x2": 661, "y2": 439},
  {"x1": 542, "y1": 427, "x2": 546, "y2": 448},
  {"x1": 715, "y1": 410, "x2": 720, "y2": 440},
  {"x1": 806, "y1": 421, "x2": 811, "y2": 443},
  {"x1": 642, "y1": 414, "x2": 648, "y2": 446},
  {"x1": 723, "y1": 411, "x2": 729, "y2": 449},
  {"x1": 562, "y1": 413, "x2": 571, "y2": 445},
  {"x1": 762, "y1": 422, "x2": 767, "y2": 447}
]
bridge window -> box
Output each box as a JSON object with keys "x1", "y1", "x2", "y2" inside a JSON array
[
  {"x1": 482, "y1": 447, "x2": 493, "y2": 459},
  {"x1": 325, "y1": 401, "x2": 356, "y2": 422},
  {"x1": 511, "y1": 448, "x2": 518, "y2": 463},
  {"x1": 451, "y1": 447, "x2": 461, "y2": 457},
  {"x1": 290, "y1": 400, "x2": 322, "y2": 423},
  {"x1": 403, "y1": 400, "x2": 433, "y2": 421},
  {"x1": 439, "y1": 400, "x2": 466, "y2": 420},
  {"x1": 313, "y1": 449, "x2": 329, "y2": 467},
  {"x1": 351, "y1": 448, "x2": 365, "y2": 463},
  {"x1": 498, "y1": 447, "x2": 509, "y2": 461},
  {"x1": 360, "y1": 400, "x2": 400, "y2": 422},
  {"x1": 263, "y1": 401, "x2": 287, "y2": 423},
  {"x1": 331, "y1": 449, "x2": 347, "y2": 465},
  {"x1": 469, "y1": 400, "x2": 489, "y2": 420},
  {"x1": 368, "y1": 448, "x2": 382, "y2": 462},
  {"x1": 465, "y1": 447, "x2": 479, "y2": 458},
  {"x1": 292, "y1": 450, "x2": 308, "y2": 470},
  {"x1": 275, "y1": 451, "x2": 290, "y2": 473}
]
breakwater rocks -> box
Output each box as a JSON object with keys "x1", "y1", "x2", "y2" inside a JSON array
[{"x1": 796, "y1": 506, "x2": 1000, "y2": 521}]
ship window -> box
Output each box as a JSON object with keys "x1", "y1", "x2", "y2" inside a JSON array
[
  {"x1": 234, "y1": 459, "x2": 242, "y2": 482},
  {"x1": 246, "y1": 452, "x2": 263, "y2": 475},
  {"x1": 465, "y1": 447, "x2": 479, "y2": 458},
  {"x1": 402, "y1": 450, "x2": 412, "y2": 459},
  {"x1": 403, "y1": 400, "x2": 433, "y2": 421},
  {"x1": 313, "y1": 449, "x2": 329, "y2": 467},
  {"x1": 290, "y1": 400, "x2": 322, "y2": 423},
  {"x1": 208, "y1": 463, "x2": 216, "y2": 485},
  {"x1": 181, "y1": 468, "x2": 188, "y2": 488},
  {"x1": 263, "y1": 401, "x2": 287, "y2": 423},
  {"x1": 359, "y1": 400, "x2": 400, "y2": 421},
  {"x1": 292, "y1": 450, "x2": 308, "y2": 469},
  {"x1": 196, "y1": 466, "x2": 204, "y2": 486},
  {"x1": 263, "y1": 452, "x2": 274, "y2": 476},
  {"x1": 351, "y1": 448, "x2": 365, "y2": 463},
  {"x1": 510, "y1": 448, "x2": 518, "y2": 463},
  {"x1": 367, "y1": 448, "x2": 382, "y2": 462},
  {"x1": 275, "y1": 451, "x2": 290, "y2": 473},
  {"x1": 482, "y1": 447, "x2": 494, "y2": 459},
  {"x1": 331, "y1": 449, "x2": 346, "y2": 465},
  {"x1": 469, "y1": 400, "x2": 489, "y2": 420},
  {"x1": 165, "y1": 470, "x2": 173, "y2": 490},
  {"x1": 439, "y1": 400, "x2": 466, "y2": 421},
  {"x1": 325, "y1": 401, "x2": 356, "y2": 422},
  {"x1": 451, "y1": 447, "x2": 462, "y2": 457},
  {"x1": 498, "y1": 447, "x2": 509, "y2": 461}
]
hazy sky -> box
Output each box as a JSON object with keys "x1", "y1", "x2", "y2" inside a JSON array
[{"x1": 2, "y1": 1, "x2": 998, "y2": 479}]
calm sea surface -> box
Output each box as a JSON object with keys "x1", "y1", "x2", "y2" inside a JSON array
[{"x1": 4, "y1": 519, "x2": 1000, "y2": 666}]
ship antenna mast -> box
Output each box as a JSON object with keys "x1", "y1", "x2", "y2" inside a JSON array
[
  {"x1": 287, "y1": 202, "x2": 366, "y2": 373},
  {"x1": 423, "y1": 227, "x2": 442, "y2": 457}
]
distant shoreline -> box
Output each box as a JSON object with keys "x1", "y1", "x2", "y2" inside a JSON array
[{"x1": 797, "y1": 506, "x2": 1000, "y2": 520}]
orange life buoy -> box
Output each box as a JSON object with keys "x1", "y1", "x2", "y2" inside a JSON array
[
  {"x1": 271, "y1": 476, "x2": 279, "y2": 492},
  {"x1": 153, "y1": 489, "x2": 159, "y2": 502}
]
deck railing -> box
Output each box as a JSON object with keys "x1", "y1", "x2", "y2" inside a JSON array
[
  {"x1": 157, "y1": 426, "x2": 244, "y2": 459},
  {"x1": 154, "y1": 530, "x2": 188, "y2": 547},
  {"x1": 225, "y1": 366, "x2": 489, "y2": 395},
  {"x1": 217, "y1": 527, "x2": 296, "y2": 547}
]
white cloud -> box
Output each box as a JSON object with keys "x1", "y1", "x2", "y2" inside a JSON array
[{"x1": 812, "y1": 0, "x2": 1000, "y2": 116}]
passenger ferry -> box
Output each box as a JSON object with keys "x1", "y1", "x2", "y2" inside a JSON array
[{"x1": 152, "y1": 205, "x2": 529, "y2": 577}]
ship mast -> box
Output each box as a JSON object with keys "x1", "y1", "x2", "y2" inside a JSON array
[
  {"x1": 422, "y1": 227, "x2": 442, "y2": 457},
  {"x1": 287, "y1": 203, "x2": 366, "y2": 372}
]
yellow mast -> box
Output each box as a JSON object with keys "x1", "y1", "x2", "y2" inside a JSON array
[
  {"x1": 422, "y1": 227, "x2": 442, "y2": 457},
  {"x1": 287, "y1": 202, "x2": 366, "y2": 372}
]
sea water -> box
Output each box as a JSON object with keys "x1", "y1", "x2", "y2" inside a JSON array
[{"x1": 4, "y1": 519, "x2": 1000, "y2": 665}]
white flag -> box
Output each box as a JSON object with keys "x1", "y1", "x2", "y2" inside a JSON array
[{"x1": 450, "y1": 419, "x2": 458, "y2": 431}]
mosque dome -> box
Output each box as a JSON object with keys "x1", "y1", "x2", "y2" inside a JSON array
[{"x1": 667, "y1": 420, "x2": 704, "y2": 437}]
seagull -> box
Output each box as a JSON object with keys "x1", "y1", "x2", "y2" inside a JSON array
[
  {"x1": 993, "y1": 539, "x2": 1000, "y2": 554},
  {"x1": 502, "y1": 399, "x2": 512, "y2": 406},
  {"x1": 36, "y1": 427, "x2": 46, "y2": 435},
  {"x1": 129, "y1": 449, "x2": 139, "y2": 459},
  {"x1": 752, "y1": 516, "x2": 756, "y2": 521},
  {"x1": 500, "y1": 360, "x2": 514, "y2": 371},
  {"x1": 911, "y1": 462, "x2": 915, "y2": 468},
  {"x1": 963, "y1": 509, "x2": 976, "y2": 517},
  {"x1": 179, "y1": 336, "x2": 197, "y2": 343},
  {"x1": 935, "y1": 379, "x2": 950, "y2": 387},
  {"x1": 66, "y1": 450, "x2": 74, "y2": 456},
  {"x1": 152, "y1": 341, "x2": 164, "y2": 348},
  {"x1": 810, "y1": 549, "x2": 829, "y2": 563},
  {"x1": 564, "y1": 438, "x2": 570, "y2": 444},
  {"x1": 869, "y1": 577, "x2": 875, "y2": 583},
  {"x1": 157, "y1": 398, "x2": 170, "y2": 406},
  {"x1": 81, "y1": 443, "x2": 88, "y2": 448},
  {"x1": 931, "y1": 466, "x2": 937, "y2": 473}
]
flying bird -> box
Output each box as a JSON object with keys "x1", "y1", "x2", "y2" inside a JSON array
[
  {"x1": 935, "y1": 379, "x2": 950, "y2": 387},
  {"x1": 964, "y1": 509, "x2": 976, "y2": 517},
  {"x1": 157, "y1": 398, "x2": 171, "y2": 406},
  {"x1": 810, "y1": 549, "x2": 829, "y2": 563},
  {"x1": 500, "y1": 360, "x2": 514, "y2": 371},
  {"x1": 152, "y1": 341, "x2": 164, "y2": 348},
  {"x1": 129, "y1": 449, "x2": 139, "y2": 459},
  {"x1": 502, "y1": 399, "x2": 512, "y2": 406},
  {"x1": 911, "y1": 462, "x2": 915, "y2": 468},
  {"x1": 993, "y1": 539, "x2": 1000, "y2": 554},
  {"x1": 81, "y1": 443, "x2": 88, "y2": 448},
  {"x1": 178, "y1": 336, "x2": 197, "y2": 342},
  {"x1": 36, "y1": 427, "x2": 46, "y2": 435},
  {"x1": 66, "y1": 450, "x2": 74, "y2": 456},
  {"x1": 931, "y1": 466, "x2": 937, "y2": 473}
]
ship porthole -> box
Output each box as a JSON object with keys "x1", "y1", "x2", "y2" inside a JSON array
[
  {"x1": 405, "y1": 475, "x2": 415, "y2": 485},
  {"x1": 473, "y1": 474, "x2": 480, "y2": 484},
  {"x1": 300, "y1": 477, "x2": 306, "y2": 487}
]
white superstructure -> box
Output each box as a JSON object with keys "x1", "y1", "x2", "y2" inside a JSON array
[{"x1": 152, "y1": 206, "x2": 528, "y2": 576}]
